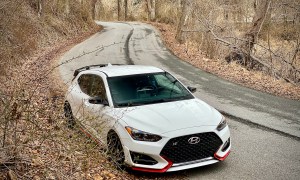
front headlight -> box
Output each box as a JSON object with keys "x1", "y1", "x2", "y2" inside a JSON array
[
  {"x1": 125, "y1": 126, "x2": 162, "y2": 142},
  {"x1": 217, "y1": 116, "x2": 227, "y2": 131}
]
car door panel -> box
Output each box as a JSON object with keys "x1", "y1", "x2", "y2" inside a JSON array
[{"x1": 79, "y1": 73, "x2": 113, "y2": 144}]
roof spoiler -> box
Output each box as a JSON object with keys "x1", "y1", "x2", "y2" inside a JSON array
[{"x1": 73, "y1": 63, "x2": 123, "y2": 77}]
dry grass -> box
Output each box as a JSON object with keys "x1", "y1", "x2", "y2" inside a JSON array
[
  {"x1": 155, "y1": 1, "x2": 180, "y2": 24},
  {"x1": 0, "y1": 0, "x2": 97, "y2": 76}
]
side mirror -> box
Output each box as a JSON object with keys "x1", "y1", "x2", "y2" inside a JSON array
[
  {"x1": 89, "y1": 97, "x2": 109, "y2": 106},
  {"x1": 187, "y1": 86, "x2": 197, "y2": 93}
]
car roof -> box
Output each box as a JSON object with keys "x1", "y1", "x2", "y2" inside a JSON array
[{"x1": 88, "y1": 65, "x2": 164, "y2": 77}]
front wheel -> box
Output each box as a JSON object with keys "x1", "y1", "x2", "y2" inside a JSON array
[
  {"x1": 63, "y1": 101, "x2": 75, "y2": 129},
  {"x1": 107, "y1": 131, "x2": 125, "y2": 169}
]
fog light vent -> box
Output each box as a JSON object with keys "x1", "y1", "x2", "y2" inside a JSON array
[
  {"x1": 221, "y1": 138, "x2": 230, "y2": 152},
  {"x1": 130, "y1": 151, "x2": 158, "y2": 165}
]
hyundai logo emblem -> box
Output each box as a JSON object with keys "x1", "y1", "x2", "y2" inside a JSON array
[{"x1": 188, "y1": 137, "x2": 200, "y2": 144}]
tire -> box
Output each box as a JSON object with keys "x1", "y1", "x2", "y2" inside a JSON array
[
  {"x1": 107, "y1": 131, "x2": 125, "y2": 169},
  {"x1": 64, "y1": 101, "x2": 76, "y2": 129}
]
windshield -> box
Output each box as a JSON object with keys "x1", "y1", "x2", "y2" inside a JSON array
[{"x1": 108, "y1": 72, "x2": 194, "y2": 107}]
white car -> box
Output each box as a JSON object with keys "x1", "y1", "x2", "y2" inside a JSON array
[{"x1": 64, "y1": 64, "x2": 231, "y2": 172}]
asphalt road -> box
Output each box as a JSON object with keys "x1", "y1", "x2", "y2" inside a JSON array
[{"x1": 59, "y1": 22, "x2": 300, "y2": 179}]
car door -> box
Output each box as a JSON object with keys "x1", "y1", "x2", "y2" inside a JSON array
[{"x1": 81, "y1": 74, "x2": 112, "y2": 143}]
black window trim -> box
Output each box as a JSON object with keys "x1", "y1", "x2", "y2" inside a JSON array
[{"x1": 77, "y1": 73, "x2": 109, "y2": 102}]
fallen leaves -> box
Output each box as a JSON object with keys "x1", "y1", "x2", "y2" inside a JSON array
[
  {"x1": 94, "y1": 174, "x2": 104, "y2": 180},
  {"x1": 0, "y1": 27, "x2": 130, "y2": 179},
  {"x1": 33, "y1": 175, "x2": 41, "y2": 180},
  {"x1": 31, "y1": 157, "x2": 44, "y2": 167},
  {"x1": 101, "y1": 170, "x2": 116, "y2": 179},
  {"x1": 7, "y1": 170, "x2": 17, "y2": 180}
]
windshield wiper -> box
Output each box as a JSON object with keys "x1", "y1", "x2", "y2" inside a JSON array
[
  {"x1": 162, "y1": 95, "x2": 192, "y2": 102},
  {"x1": 117, "y1": 99, "x2": 168, "y2": 107},
  {"x1": 117, "y1": 97, "x2": 190, "y2": 107},
  {"x1": 143, "y1": 97, "x2": 188, "y2": 105},
  {"x1": 117, "y1": 102, "x2": 147, "y2": 107},
  {"x1": 142, "y1": 98, "x2": 178, "y2": 104},
  {"x1": 117, "y1": 102, "x2": 142, "y2": 107}
]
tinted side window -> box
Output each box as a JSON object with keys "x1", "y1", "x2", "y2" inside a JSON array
[
  {"x1": 78, "y1": 74, "x2": 93, "y2": 95},
  {"x1": 90, "y1": 76, "x2": 107, "y2": 99}
]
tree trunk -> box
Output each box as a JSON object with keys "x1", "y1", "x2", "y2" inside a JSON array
[
  {"x1": 226, "y1": 0, "x2": 271, "y2": 66},
  {"x1": 247, "y1": 0, "x2": 270, "y2": 49},
  {"x1": 124, "y1": 0, "x2": 128, "y2": 20},
  {"x1": 175, "y1": 0, "x2": 191, "y2": 43},
  {"x1": 95, "y1": 0, "x2": 102, "y2": 20},
  {"x1": 117, "y1": 0, "x2": 121, "y2": 21},
  {"x1": 150, "y1": 0, "x2": 156, "y2": 21},
  {"x1": 146, "y1": 0, "x2": 156, "y2": 21},
  {"x1": 91, "y1": 0, "x2": 97, "y2": 20}
]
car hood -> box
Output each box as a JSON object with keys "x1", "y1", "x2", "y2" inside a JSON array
[{"x1": 119, "y1": 99, "x2": 222, "y2": 135}]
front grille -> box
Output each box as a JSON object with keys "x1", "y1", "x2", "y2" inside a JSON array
[{"x1": 160, "y1": 132, "x2": 223, "y2": 164}]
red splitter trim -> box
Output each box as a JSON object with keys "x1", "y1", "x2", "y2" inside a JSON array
[{"x1": 214, "y1": 150, "x2": 230, "y2": 161}]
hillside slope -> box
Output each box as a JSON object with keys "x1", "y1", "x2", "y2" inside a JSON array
[
  {"x1": 0, "y1": 1, "x2": 119, "y2": 179},
  {"x1": 0, "y1": 0, "x2": 97, "y2": 75}
]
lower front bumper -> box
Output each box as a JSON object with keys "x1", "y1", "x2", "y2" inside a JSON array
[
  {"x1": 121, "y1": 126, "x2": 231, "y2": 172},
  {"x1": 167, "y1": 149, "x2": 230, "y2": 172},
  {"x1": 127, "y1": 150, "x2": 230, "y2": 173}
]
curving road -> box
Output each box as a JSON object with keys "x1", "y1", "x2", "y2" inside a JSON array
[{"x1": 59, "y1": 22, "x2": 300, "y2": 179}]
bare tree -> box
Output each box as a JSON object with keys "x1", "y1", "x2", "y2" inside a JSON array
[
  {"x1": 226, "y1": 0, "x2": 271, "y2": 66},
  {"x1": 124, "y1": 0, "x2": 128, "y2": 20},
  {"x1": 175, "y1": 0, "x2": 192, "y2": 43},
  {"x1": 117, "y1": 0, "x2": 121, "y2": 21},
  {"x1": 146, "y1": 0, "x2": 156, "y2": 21},
  {"x1": 91, "y1": 0, "x2": 97, "y2": 19}
]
